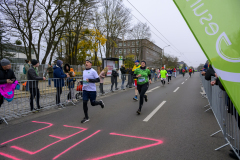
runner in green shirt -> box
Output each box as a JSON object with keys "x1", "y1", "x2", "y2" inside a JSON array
[
  {"x1": 160, "y1": 67, "x2": 167, "y2": 86},
  {"x1": 134, "y1": 60, "x2": 152, "y2": 115}
]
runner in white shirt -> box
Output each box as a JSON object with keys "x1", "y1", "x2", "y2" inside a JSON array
[{"x1": 81, "y1": 60, "x2": 105, "y2": 123}]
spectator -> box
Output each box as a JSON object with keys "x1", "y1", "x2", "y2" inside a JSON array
[
  {"x1": 0, "y1": 58, "x2": 16, "y2": 110},
  {"x1": 28, "y1": 59, "x2": 46, "y2": 112},
  {"x1": 53, "y1": 60, "x2": 69, "y2": 106},
  {"x1": 47, "y1": 63, "x2": 53, "y2": 87},
  {"x1": 110, "y1": 68, "x2": 118, "y2": 92},
  {"x1": 120, "y1": 64, "x2": 126, "y2": 90},
  {"x1": 67, "y1": 68, "x2": 76, "y2": 102},
  {"x1": 64, "y1": 63, "x2": 71, "y2": 73},
  {"x1": 127, "y1": 68, "x2": 133, "y2": 88},
  {"x1": 24, "y1": 60, "x2": 31, "y2": 91},
  {"x1": 99, "y1": 67, "x2": 108, "y2": 95}
]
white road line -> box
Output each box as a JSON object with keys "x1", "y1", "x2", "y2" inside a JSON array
[
  {"x1": 146, "y1": 86, "x2": 160, "y2": 93},
  {"x1": 185, "y1": 79, "x2": 188, "y2": 81},
  {"x1": 143, "y1": 101, "x2": 166, "y2": 122},
  {"x1": 181, "y1": 82, "x2": 184, "y2": 84},
  {"x1": 173, "y1": 87, "x2": 180, "y2": 92}
]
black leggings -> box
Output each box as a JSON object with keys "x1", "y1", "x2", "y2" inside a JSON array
[
  {"x1": 137, "y1": 83, "x2": 149, "y2": 111},
  {"x1": 56, "y1": 87, "x2": 62, "y2": 104},
  {"x1": 83, "y1": 100, "x2": 101, "y2": 119},
  {"x1": 183, "y1": 73, "x2": 185, "y2": 77},
  {"x1": 168, "y1": 76, "x2": 171, "y2": 82}
]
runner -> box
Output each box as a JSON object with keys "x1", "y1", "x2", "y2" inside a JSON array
[
  {"x1": 133, "y1": 60, "x2": 151, "y2": 115},
  {"x1": 132, "y1": 60, "x2": 141, "y2": 101},
  {"x1": 173, "y1": 67, "x2": 177, "y2": 78},
  {"x1": 160, "y1": 67, "x2": 167, "y2": 86},
  {"x1": 189, "y1": 68, "x2": 193, "y2": 78},
  {"x1": 81, "y1": 60, "x2": 105, "y2": 123},
  {"x1": 167, "y1": 68, "x2": 172, "y2": 84},
  {"x1": 182, "y1": 69, "x2": 186, "y2": 77}
]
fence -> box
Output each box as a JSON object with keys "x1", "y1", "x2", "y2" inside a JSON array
[{"x1": 200, "y1": 73, "x2": 240, "y2": 159}]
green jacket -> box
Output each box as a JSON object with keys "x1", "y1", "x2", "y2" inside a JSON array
[
  {"x1": 134, "y1": 67, "x2": 151, "y2": 85},
  {"x1": 24, "y1": 63, "x2": 30, "y2": 77},
  {"x1": 47, "y1": 66, "x2": 54, "y2": 78}
]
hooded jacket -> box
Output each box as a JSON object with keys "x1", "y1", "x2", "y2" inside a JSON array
[
  {"x1": 0, "y1": 64, "x2": 16, "y2": 84},
  {"x1": 53, "y1": 63, "x2": 67, "y2": 87},
  {"x1": 27, "y1": 66, "x2": 43, "y2": 88}
]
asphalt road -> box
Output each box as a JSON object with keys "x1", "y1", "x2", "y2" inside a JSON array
[{"x1": 0, "y1": 73, "x2": 233, "y2": 160}]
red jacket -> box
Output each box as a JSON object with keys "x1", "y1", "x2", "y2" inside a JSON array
[
  {"x1": 182, "y1": 69, "x2": 185, "y2": 73},
  {"x1": 189, "y1": 69, "x2": 192, "y2": 73},
  {"x1": 173, "y1": 68, "x2": 176, "y2": 72}
]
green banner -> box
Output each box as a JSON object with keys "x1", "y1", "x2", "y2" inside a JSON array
[{"x1": 174, "y1": 0, "x2": 240, "y2": 112}]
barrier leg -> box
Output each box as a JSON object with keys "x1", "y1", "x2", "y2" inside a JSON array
[
  {"x1": 210, "y1": 130, "x2": 221, "y2": 137},
  {"x1": 205, "y1": 107, "x2": 212, "y2": 112},
  {"x1": 1, "y1": 118, "x2": 8, "y2": 125},
  {"x1": 215, "y1": 142, "x2": 230, "y2": 151}
]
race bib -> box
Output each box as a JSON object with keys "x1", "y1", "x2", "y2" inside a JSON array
[
  {"x1": 138, "y1": 77, "x2": 145, "y2": 82},
  {"x1": 168, "y1": 74, "x2": 172, "y2": 76},
  {"x1": 83, "y1": 80, "x2": 89, "y2": 86}
]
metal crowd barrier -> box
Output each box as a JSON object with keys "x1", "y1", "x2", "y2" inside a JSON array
[{"x1": 200, "y1": 73, "x2": 240, "y2": 159}]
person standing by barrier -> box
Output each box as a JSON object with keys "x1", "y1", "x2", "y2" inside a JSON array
[
  {"x1": 182, "y1": 69, "x2": 185, "y2": 77},
  {"x1": 81, "y1": 60, "x2": 105, "y2": 123},
  {"x1": 23, "y1": 60, "x2": 31, "y2": 91},
  {"x1": 53, "y1": 60, "x2": 69, "y2": 106},
  {"x1": 167, "y1": 68, "x2": 172, "y2": 84},
  {"x1": 47, "y1": 63, "x2": 53, "y2": 87},
  {"x1": 67, "y1": 68, "x2": 76, "y2": 102},
  {"x1": 132, "y1": 60, "x2": 140, "y2": 101},
  {"x1": 0, "y1": 58, "x2": 16, "y2": 121},
  {"x1": 110, "y1": 68, "x2": 118, "y2": 92},
  {"x1": 133, "y1": 60, "x2": 151, "y2": 115},
  {"x1": 99, "y1": 67, "x2": 108, "y2": 95},
  {"x1": 120, "y1": 65, "x2": 126, "y2": 90},
  {"x1": 28, "y1": 59, "x2": 46, "y2": 112},
  {"x1": 160, "y1": 67, "x2": 167, "y2": 86}
]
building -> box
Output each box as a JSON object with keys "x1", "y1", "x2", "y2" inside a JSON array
[
  {"x1": 111, "y1": 39, "x2": 162, "y2": 68},
  {"x1": 2, "y1": 44, "x2": 36, "y2": 63}
]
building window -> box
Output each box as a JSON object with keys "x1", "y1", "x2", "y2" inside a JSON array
[
  {"x1": 115, "y1": 49, "x2": 118, "y2": 54},
  {"x1": 119, "y1": 43, "x2": 122, "y2": 47},
  {"x1": 132, "y1": 48, "x2": 135, "y2": 53},
  {"x1": 136, "y1": 48, "x2": 139, "y2": 53},
  {"x1": 132, "y1": 41, "x2": 135, "y2": 46},
  {"x1": 136, "y1": 41, "x2": 139, "y2": 45},
  {"x1": 128, "y1": 49, "x2": 130, "y2": 53},
  {"x1": 124, "y1": 42, "x2": 126, "y2": 46},
  {"x1": 128, "y1": 42, "x2": 130, "y2": 46},
  {"x1": 124, "y1": 49, "x2": 126, "y2": 54},
  {"x1": 119, "y1": 49, "x2": 122, "y2": 54}
]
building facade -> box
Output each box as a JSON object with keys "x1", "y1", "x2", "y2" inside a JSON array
[{"x1": 111, "y1": 39, "x2": 162, "y2": 68}]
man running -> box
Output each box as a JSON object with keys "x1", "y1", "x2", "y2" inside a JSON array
[
  {"x1": 182, "y1": 69, "x2": 186, "y2": 77},
  {"x1": 134, "y1": 60, "x2": 151, "y2": 115},
  {"x1": 189, "y1": 68, "x2": 193, "y2": 78},
  {"x1": 160, "y1": 67, "x2": 167, "y2": 86},
  {"x1": 132, "y1": 60, "x2": 141, "y2": 101},
  {"x1": 81, "y1": 60, "x2": 105, "y2": 123},
  {"x1": 173, "y1": 67, "x2": 176, "y2": 78},
  {"x1": 167, "y1": 68, "x2": 172, "y2": 84}
]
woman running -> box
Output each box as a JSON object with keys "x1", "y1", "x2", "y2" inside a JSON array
[{"x1": 134, "y1": 60, "x2": 152, "y2": 115}]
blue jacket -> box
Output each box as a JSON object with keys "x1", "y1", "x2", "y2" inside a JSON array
[
  {"x1": 167, "y1": 70, "x2": 173, "y2": 74},
  {"x1": 67, "y1": 78, "x2": 76, "y2": 89},
  {"x1": 53, "y1": 65, "x2": 67, "y2": 87}
]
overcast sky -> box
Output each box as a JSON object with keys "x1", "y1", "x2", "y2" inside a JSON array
[{"x1": 123, "y1": 0, "x2": 207, "y2": 67}]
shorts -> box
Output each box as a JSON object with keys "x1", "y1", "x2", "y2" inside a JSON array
[
  {"x1": 161, "y1": 78, "x2": 166, "y2": 81},
  {"x1": 82, "y1": 90, "x2": 96, "y2": 102},
  {"x1": 134, "y1": 80, "x2": 137, "y2": 87}
]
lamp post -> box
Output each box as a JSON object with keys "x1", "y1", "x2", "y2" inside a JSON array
[{"x1": 162, "y1": 45, "x2": 170, "y2": 67}]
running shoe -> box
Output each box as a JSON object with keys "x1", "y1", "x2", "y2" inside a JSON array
[
  {"x1": 136, "y1": 109, "x2": 141, "y2": 115},
  {"x1": 100, "y1": 100, "x2": 105, "y2": 109},
  {"x1": 133, "y1": 96, "x2": 138, "y2": 101},
  {"x1": 144, "y1": 94, "x2": 148, "y2": 102},
  {"x1": 81, "y1": 117, "x2": 90, "y2": 123}
]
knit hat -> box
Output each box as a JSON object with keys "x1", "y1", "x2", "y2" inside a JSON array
[
  {"x1": 86, "y1": 59, "x2": 92, "y2": 63},
  {"x1": 135, "y1": 60, "x2": 140, "y2": 63},
  {"x1": 141, "y1": 60, "x2": 146, "y2": 65},
  {"x1": 162, "y1": 67, "x2": 164, "y2": 69},
  {"x1": 57, "y1": 60, "x2": 63, "y2": 67},
  {"x1": 0, "y1": 58, "x2": 10, "y2": 66},
  {"x1": 31, "y1": 59, "x2": 39, "y2": 66}
]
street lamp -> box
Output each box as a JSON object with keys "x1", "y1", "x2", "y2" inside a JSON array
[{"x1": 162, "y1": 45, "x2": 170, "y2": 67}]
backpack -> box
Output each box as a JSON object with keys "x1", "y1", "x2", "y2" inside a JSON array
[{"x1": 23, "y1": 66, "x2": 26, "y2": 74}]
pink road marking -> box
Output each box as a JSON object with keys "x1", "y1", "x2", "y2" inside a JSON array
[
  {"x1": 53, "y1": 130, "x2": 101, "y2": 160},
  {"x1": 0, "y1": 152, "x2": 21, "y2": 160},
  {"x1": 1, "y1": 121, "x2": 53, "y2": 145},
  {"x1": 89, "y1": 132, "x2": 163, "y2": 160},
  {"x1": 11, "y1": 125, "x2": 87, "y2": 155}
]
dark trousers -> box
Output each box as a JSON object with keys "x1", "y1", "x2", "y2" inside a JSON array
[
  {"x1": 83, "y1": 91, "x2": 101, "y2": 119},
  {"x1": 137, "y1": 83, "x2": 149, "y2": 111},
  {"x1": 168, "y1": 76, "x2": 172, "y2": 82},
  {"x1": 30, "y1": 88, "x2": 40, "y2": 110},
  {"x1": 111, "y1": 77, "x2": 118, "y2": 90},
  {"x1": 183, "y1": 73, "x2": 185, "y2": 77},
  {"x1": 56, "y1": 87, "x2": 62, "y2": 104},
  {"x1": 189, "y1": 73, "x2": 192, "y2": 77},
  {"x1": 99, "y1": 83, "x2": 104, "y2": 94}
]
